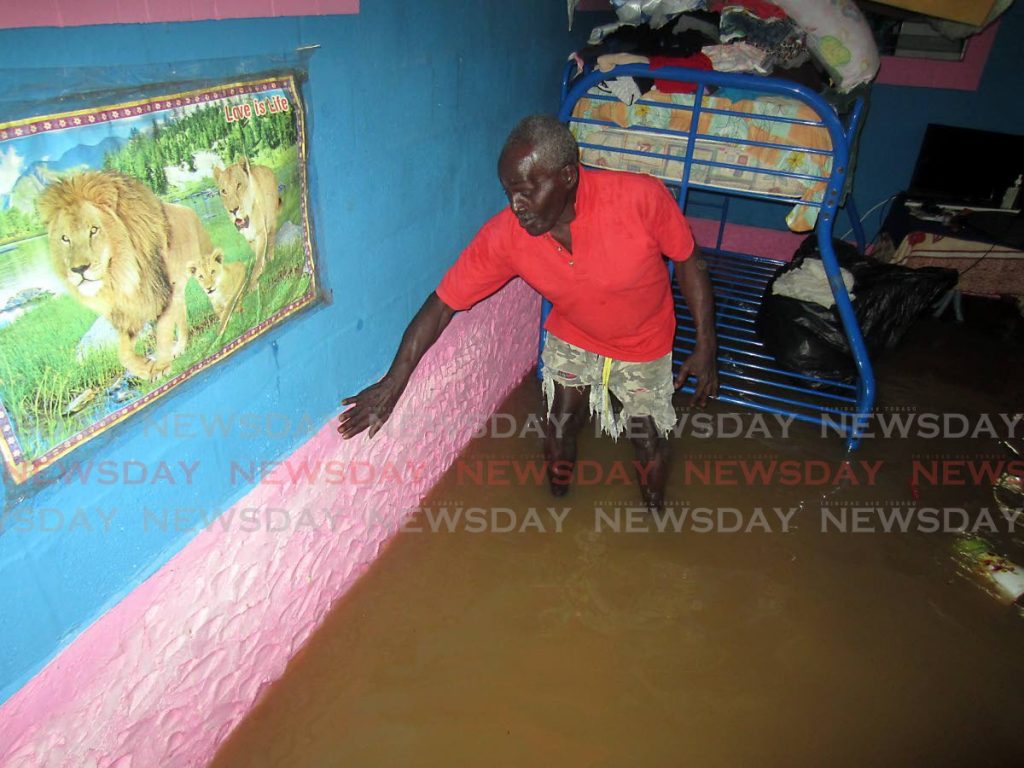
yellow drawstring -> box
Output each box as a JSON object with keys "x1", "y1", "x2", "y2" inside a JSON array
[{"x1": 601, "y1": 356, "x2": 613, "y2": 431}]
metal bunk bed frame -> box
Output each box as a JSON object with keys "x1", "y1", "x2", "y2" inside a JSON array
[{"x1": 539, "y1": 61, "x2": 875, "y2": 452}]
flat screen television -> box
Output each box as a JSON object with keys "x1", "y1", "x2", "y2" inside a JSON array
[{"x1": 907, "y1": 123, "x2": 1024, "y2": 209}]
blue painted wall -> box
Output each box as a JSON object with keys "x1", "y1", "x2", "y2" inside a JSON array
[{"x1": 0, "y1": 2, "x2": 597, "y2": 706}]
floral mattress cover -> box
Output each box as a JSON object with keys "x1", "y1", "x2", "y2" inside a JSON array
[{"x1": 570, "y1": 86, "x2": 837, "y2": 232}]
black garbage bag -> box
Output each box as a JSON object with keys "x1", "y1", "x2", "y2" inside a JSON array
[
  {"x1": 756, "y1": 237, "x2": 959, "y2": 380},
  {"x1": 758, "y1": 293, "x2": 859, "y2": 380}
]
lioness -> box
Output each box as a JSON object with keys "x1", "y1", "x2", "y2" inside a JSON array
[
  {"x1": 189, "y1": 248, "x2": 246, "y2": 324},
  {"x1": 212, "y1": 158, "x2": 280, "y2": 286},
  {"x1": 37, "y1": 171, "x2": 215, "y2": 380}
]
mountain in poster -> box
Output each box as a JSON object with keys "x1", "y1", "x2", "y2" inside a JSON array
[{"x1": 0, "y1": 136, "x2": 127, "y2": 212}]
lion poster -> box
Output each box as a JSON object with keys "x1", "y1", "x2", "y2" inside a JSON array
[{"x1": 0, "y1": 74, "x2": 318, "y2": 484}]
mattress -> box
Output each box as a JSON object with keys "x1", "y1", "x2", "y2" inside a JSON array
[{"x1": 570, "y1": 87, "x2": 836, "y2": 232}]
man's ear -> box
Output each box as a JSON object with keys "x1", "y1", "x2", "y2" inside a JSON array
[{"x1": 561, "y1": 163, "x2": 579, "y2": 189}]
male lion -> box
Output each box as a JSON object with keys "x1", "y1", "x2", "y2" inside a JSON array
[
  {"x1": 37, "y1": 171, "x2": 215, "y2": 381},
  {"x1": 212, "y1": 158, "x2": 280, "y2": 286},
  {"x1": 189, "y1": 248, "x2": 246, "y2": 325}
]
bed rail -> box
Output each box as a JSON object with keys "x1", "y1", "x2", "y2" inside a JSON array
[{"x1": 543, "y1": 61, "x2": 874, "y2": 451}]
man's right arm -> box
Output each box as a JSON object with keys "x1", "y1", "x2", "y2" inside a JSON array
[{"x1": 337, "y1": 292, "x2": 455, "y2": 439}]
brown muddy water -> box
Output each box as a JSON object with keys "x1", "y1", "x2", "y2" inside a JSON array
[{"x1": 212, "y1": 297, "x2": 1024, "y2": 767}]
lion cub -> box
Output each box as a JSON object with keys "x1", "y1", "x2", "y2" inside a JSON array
[{"x1": 190, "y1": 249, "x2": 247, "y2": 323}]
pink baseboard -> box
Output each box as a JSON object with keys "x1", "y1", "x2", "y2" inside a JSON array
[
  {"x1": 0, "y1": 0, "x2": 359, "y2": 29},
  {"x1": 0, "y1": 279, "x2": 539, "y2": 768}
]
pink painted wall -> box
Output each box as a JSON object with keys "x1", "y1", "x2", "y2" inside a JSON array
[
  {"x1": 0, "y1": 280, "x2": 539, "y2": 768},
  {"x1": 876, "y1": 21, "x2": 999, "y2": 90},
  {"x1": 0, "y1": 0, "x2": 358, "y2": 29}
]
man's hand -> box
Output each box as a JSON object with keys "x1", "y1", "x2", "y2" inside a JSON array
[
  {"x1": 336, "y1": 292, "x2": 456, "y2": 440},
  {"x1": 337, "y1": 373, "x2": 407, "y2": 439},
  {"x1": 675, "y1": 247, "x2": 718, "y2": 407},
  {"x1": 674, "y1": 340, "x2": 719, "y2": 407}
]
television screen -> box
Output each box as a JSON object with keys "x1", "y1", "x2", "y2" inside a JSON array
[{"x1": 907, "y1": 123, "x2": 1024, "y2": 208}]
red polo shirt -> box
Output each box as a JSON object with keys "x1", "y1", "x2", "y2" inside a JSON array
[{"x1": 436, "y1": 167, "x2": 695, "y2": 362}]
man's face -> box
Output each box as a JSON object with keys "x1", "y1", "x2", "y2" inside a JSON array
[{"x1": 498, "y1": 142, "x2": 577, "y2": 237}]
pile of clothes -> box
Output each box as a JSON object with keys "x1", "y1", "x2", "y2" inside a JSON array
[{"x1": 572, "y1": 0, "x2": 880, "y2": 103}]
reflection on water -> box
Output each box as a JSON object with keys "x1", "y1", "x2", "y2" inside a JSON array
[
  {"x1": 0, "y1": 235, "x2": 62, "y2": 306},
  {"x1": 0, "y1": 304, "x2": 29, "y2": 329},
  {"x1": 211, "y1": 303, "x2": 1024, "y2": 767}
]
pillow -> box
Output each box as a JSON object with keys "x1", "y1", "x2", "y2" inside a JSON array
[{"x1": 771, "y1": 0, "x2": 880, "y2": 91}]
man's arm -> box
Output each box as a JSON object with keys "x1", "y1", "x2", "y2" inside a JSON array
[
  {"x1": 337, "y1": 292, "x2": 455, "y2": 439},
  {"x1": 674, "y1": 245, "x2": 719, "y2": 406}
]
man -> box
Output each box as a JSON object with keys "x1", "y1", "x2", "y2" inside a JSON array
[{"x1": 338, "y1": 114, "x2": 718, "y2": 510}]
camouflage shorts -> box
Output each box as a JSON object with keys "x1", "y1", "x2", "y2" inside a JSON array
[{"x1": 541, "y1": 333, "x2": 677, "y2": 439}]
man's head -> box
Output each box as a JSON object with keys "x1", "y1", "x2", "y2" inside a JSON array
[{"x1": 498, "y1": 115, "x2": 579, "y2": 237}]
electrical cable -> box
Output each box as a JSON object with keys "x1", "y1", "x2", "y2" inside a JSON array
[
  {"x1": 840, "y1": 194, "x2": 897, "y2": 241},
  {"x1": 952, "y1": 242, "x2": 997, "y2": 279}
]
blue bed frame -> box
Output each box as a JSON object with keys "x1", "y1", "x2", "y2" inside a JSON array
[{"x1": 539, "y1": 61, "x2": 874, "y2": 451}]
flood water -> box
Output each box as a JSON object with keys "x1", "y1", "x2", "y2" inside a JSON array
[{"x1": 212, "y1": 298, "x2": 1024, "y2": 767}]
